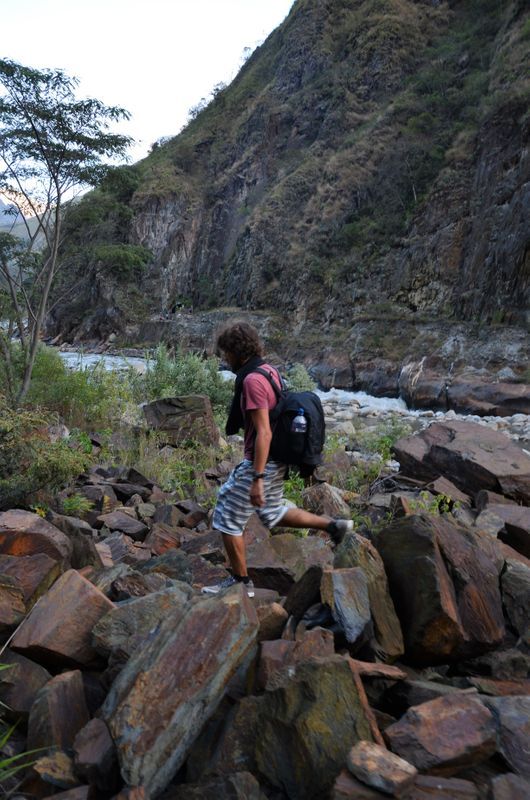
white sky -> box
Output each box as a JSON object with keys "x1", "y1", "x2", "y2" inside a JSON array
[{"x1": 2, "y1": 0, "x2": 295, "y2": 162}]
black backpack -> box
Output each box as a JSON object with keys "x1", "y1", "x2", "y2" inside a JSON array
[{"x1": 253, "y1": 368, "x2": 326, "y2": 475}]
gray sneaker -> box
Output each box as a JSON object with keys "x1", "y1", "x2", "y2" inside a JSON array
[
  {"x1": 202, "y1": 576, "x2": 255, "y2": 597},
  {"x1": 327, "y1": 518, "x2": 354, "y2": 545}
]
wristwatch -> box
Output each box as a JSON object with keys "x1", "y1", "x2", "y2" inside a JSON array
[{"x1": 252, "y1": 472, "x2": 265, "y2": 480}]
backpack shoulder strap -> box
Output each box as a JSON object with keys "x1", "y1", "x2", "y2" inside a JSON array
[{"x1": 253, "y1": 367, "x2": 283, "y2": 400}]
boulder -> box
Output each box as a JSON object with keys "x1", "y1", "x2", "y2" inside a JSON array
[
  {"x1": 102, "y1": 585, "x2": 258, "y2": 797},
  {"x1": 254, "y1": 655, "x2": 373, "y2": 800},
  {"x1": 73, "y1": 718, "x2": 120, "y2": 792},
  {"x1": 247, "y1": 533, "x2": 333, "y2": 594},
  {"x1": 0, "y1": 573, "x2": 25, "y2": 631},
  {"x1": 0, "y1": 552, "x2": 62, "y2": 607},
  {"x1": 46, "y1": 788, "x2": 91, "y2": 800},
  {"x1": 284, "y1": 564, "x2": 325, "y2": 620},
  {"x1": 492, "y1": 504, "x2": 530, "y2": 558},
  {"x1": 256, "y1": 601, "x2": 289, "y2": 642},
  {"x1": 500, "y1": 560, "x2": 530, "y2": 638},
  {"x1": 393, "y1": 421, "x2": 530, "y2": 503},
  {"x1": 105, "y1": 482, "x2": 152, "y2": 503},
  {"x1": 143, "y1": 394, "x2": 220, "y2": 448},
  {"x1": 256, "y1": 628, "x2": 335, "y2": 690},
  {"x1": 11, "y1": 569, "x2": 114, "y2": 667},
  {"x1": 320, "y1": 568, "x2": 372, "y2": 649},
  {"x1": 383, "y1": 680, "x2": 476, "y2": 718},
  {"x1": 0, "y1": 509, "x2": 72, "y2": 564},
  {"x1": 110, "y1": 570, "x2": 174, "y2": 600},
  {"x1": 334, "y1": 532, "x2": 404, "y2": 661},
  {"x1": 45, "y1": 512, "x2": 103, "y2": 569},
  {"x1": 32, "y1": 750, "x2": 80, "y2": 791},
  {"x1": 143, "y1": 522, "x2": 188, "y2": 554},
  {"x1": 302, "y1": 483, "x2": 351, "y2": 518},
  {"x1": 27, "y1": 670, "x2": 90, "y2": 751},
  {"x1": 180, "y1": 530, "x2": 226, "y2": 563},
  {"x1": 92, "y1": 584, "x2": 193, "y2": 665},
  {"x1": 139, "y1": 549, "x2": 192, "y2": 583},
  {"x1": 0, "y1": 649, "x2": 51, "y2": 720},
  {"x1": 447, "y1": 378, "x2": 530, "y2": 417},
  {"x1": 332, "y1": 769, "x2": 392, "y2": 798},
  {"x1": 97, "y1": 511, "x2": 149, "y2": 542},
  {"x1": 376, "y1": 515, "x2": 505, "y2": 664},
  {"x1": 384, "y1": 694, "x2": 497, "y2": 775},
  {"x1": 409, "y1": 775, "x2": 479, "y2": 799},
  {"x1": 346, "y1": 741, "x2": 417, "y2": 797},
  {"x1": 399, "y1": 363, "x2": 448, "y2": 411},
  {"x1": 97, "y1": 532, "x2": 151, "y2": 567},
  {"x1": 352, "y1": 359, "x2": 400, "y2": 398},
  {"x1": 485, "y1": 696, "x2": 530, "y2": 777}
]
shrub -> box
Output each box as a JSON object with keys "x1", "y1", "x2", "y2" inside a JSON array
[
  {"x1": 286, "y1": 363, "x2": 317, "y2": 392},
  {"x1": 61, "y1": 493, "x2": 95, "y2": 516},
  {"x1": 358, "y1": 416, "x2": 412, "y2": 461},
  {"x1": 93, "y1": 243, "x2": 151, "y2": 278},
  {"x1": 0, "y1": 400, "x2": 90, "y2": 510}
]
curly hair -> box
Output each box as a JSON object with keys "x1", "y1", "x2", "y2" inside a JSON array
[{"x1": 216, "y1": 321, "x2": 264, "y2": 364}]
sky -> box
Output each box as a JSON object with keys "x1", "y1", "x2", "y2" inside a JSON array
[{"x1": 1, "y1": 0, "x2": 295, "y2": 162}]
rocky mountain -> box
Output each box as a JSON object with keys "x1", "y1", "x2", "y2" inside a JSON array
[{"x1": 48, "y1": 0, "x2": 529, "y2": 379}]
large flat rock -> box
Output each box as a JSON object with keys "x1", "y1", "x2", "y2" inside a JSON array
[
  {"x1": 393, "y1": 421, "x2": 530, "y2": 503},
  {"x1": 102, "y1": 584, "x2": 258, "y2": 797},
  {"x1": 0, "y1": 509, "x2": 73, "y2": 563}
]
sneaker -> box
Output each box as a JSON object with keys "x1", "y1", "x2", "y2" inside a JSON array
[
  {"x1": 202, "y1": 576, "x2": 255, "y2": 598},
  {"x1": 326, "y1": 518, "x2": 354, "y2": 545}
]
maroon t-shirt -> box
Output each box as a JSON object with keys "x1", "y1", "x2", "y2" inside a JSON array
[{"x1": 241, "y1": 364, "x2": 281, "y2": 460}]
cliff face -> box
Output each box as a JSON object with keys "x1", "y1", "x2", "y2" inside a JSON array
[{"x1": 49, "y1": 0, "x2": 529, "y2": 346}]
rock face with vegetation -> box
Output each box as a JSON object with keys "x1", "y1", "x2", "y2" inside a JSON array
[{"x1": 47, "y1": 0, "x2": 529, "y2": 379}]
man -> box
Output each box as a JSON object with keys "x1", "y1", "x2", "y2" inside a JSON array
[{"x1": 202, "y1": 321, "x2": 353, "y2": 597}]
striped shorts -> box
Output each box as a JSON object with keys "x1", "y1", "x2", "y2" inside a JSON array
[{"x1": 212, "y1": 459, "x2": 290, "y2": 536}]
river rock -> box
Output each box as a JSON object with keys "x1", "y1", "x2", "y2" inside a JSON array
[
  {"x1": 255, "y1": 655, "x2": 373, "y2": 800},
  {"x1": 376, "y1": 514, "x2": 505, "y2": 664},
  {"x1": 27, "y1": 670, "x2": 90, "y2": 751},
  {"x1": 384, "y1": 694, "x2": 497, "y2": 775},
  {"x1": 0, "y1": 649, "x2": 51, "y2": 720},
  {"x1": 346, "y1": 740, "x2": 417, "y2": 797},
  {"x1": 302, "y1": 483, "x2": 351, "y2": 518},
  {"x1": 11, "y1": 568, "x2": 115, "y2": 667},
  {"x1": 447, "y1": 378, "x2": 530, "y2": 417},
  {"x1": 399, "y1": 363, "x2": 448, "y2": 411},
  {"x1": 500, "y1": 560, "x2": 530, "y2": 639},
  {"x1": 143, "y1": 394, "x2": 220, "y2": 447},
  {"x1": 102, "y1": 584, "x2": 258, "y2": 797},
  {"x1": 321, "y1": 567, "x2": 372, "y2": 649},
  {"x1": 0, "y1": 509, "x2": 73, "y2": 564},
  {"x1": 0, "y1": 552, "x2": 62, "y2": 607},
  {"x1": 92, "y1": 584, "x2": 193, "y2": 665},
  {"x1": 352, "y1": 359, "x2": 400, "y2": 397},
  {"x1": 0, "y1": 573, "x2": 26, "y2": 631},
  {"x1": 393, "y1": 421, "x2": 530, "y2": 502},
  {"x1": 73, "y1": 718, "x2": 120, "y2": 792},
  {"x1": 484, "y1": 696, "x2": 530, "y2": 777},
  {"x1": 334, "y1": 532, "x2": 404, "y2": 661}
]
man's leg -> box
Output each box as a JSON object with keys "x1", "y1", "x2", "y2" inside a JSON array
[
  {"x1": 279, "y1": 508, "x2": 331, "y2": 529},
  {"x1": 222, "y1": 532, "x2": 248, "y2": 577}
]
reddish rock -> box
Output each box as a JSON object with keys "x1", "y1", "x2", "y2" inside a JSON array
[
  {"x1": 385, "y1": 694, "x2": 497, "y2": 775},
  {"x1": 105, "y1": 482, "x2": 152, "y2": 502},
  {"x1": 475, "y1": 490, "x2": 517, "y2": 512},
  {"x1": 377, "y1": 514, "x2": 505, "y2": 664},
  {"x1": 283, "y1": 564, "x2": 325, "y2": 620},
  {"x1": 383, "y1": 680, "x2": 477, "y2": 718},
  {"x1": 493, "y1": 505, "x2": 530, "y2": 558},
  {"x1": 102, "y1": 585, "x2": 258, "y2": 797},
  {"x1": 188, "y1": 554, "x2": 232, "y2": 587},
  {"x1": 0, "y1": 649, "x2": 51, "y2": 720},
  {"x1": 0, "y1": 552, "x2": 62, "y2": 606},
  {"x1": 347, "y1": 658, "x2": 407, "y2": 680},
  {"x1": 180, "y1": 530, "x2": 226, "y2": 562},
  {"x1": 485, "y1": 696, "x2": 530, "y2": 777},
  {"x1": 100, "y1": 532, "x2": 151, "y2": 566},
  {"x1": 500, "y1": 560, "x2": 530, "y2": 638},
  {"x1": 163, "y1": 772, "x2": 266, "y2": 800},
  {"x1": 97, "y1": 511, "x2": 149, "y2": 542},
  {"x1": 143, "y1": 394, "x2": 220, "y2": 448},
  {"x1": 143, "y1": 522, "x2": 187, "y2": 554},
  {"x1": 256, "y1": 601, "x2": 288, "y2": 642},
  {"x1": 321, "y1": 568, "x2": 372, "y2": 648},
  {"x1": 346, "y1": 741, "x2": 417, "y2": 797},
  {"x1": 399, "y1": 364, "x2": 448, "y2": 411},
  {"x1": 0, "y1": 573, "x2": 25, "y2": 631},
  {"x1": 256, "y1": 640, "x2": 295, "y2": 690},
  {"x1": 426, "y1": 476, "x2": 472, "y2": 507},
  {"x1": 467, "y1": 677, "x2": 530, "y2": 696},
  {"x1": 447, "y1": 378, "x2": 530, "y2": 417},
  {"x1": 32, "y1": 750, "x2": 79, "y2": 791},
  {"x1": 0, "y1": 509, "x2": 72, "y2": 563},
  {"x1": 12, "y1": 569, "x2": 114, "y2": 667},
  {"x1": 247, "y1": 533, "x2": 333, "y2": 594},
  {"x1": 302, "y1": 482, "x2": 351, "y2": 518},
  {"x1": 393, "y1": 421, "x2": 530, "y2": 503},
  {"x1": 332, "y1": 769, "x2": 388, "y2": 798},
  {"x1": 46, "y1": 512, "x2": 103, "y2": 569},
  {"x1": 28, "y1": 670, "x2": 90, "y2": 751},
  {"x1": 257, "y1": 628, "x2": 335, "y2": 690},
  {"x1": 73, "y1": 718, "x2": 119, "y2": 792},
  {"x1": 110, "y1": 571, "x2": 171, "y2": 600}
]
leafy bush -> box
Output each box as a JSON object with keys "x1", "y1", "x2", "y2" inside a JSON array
[
  {"x1": 0, "y1": 400, "x2": 90, "y2": 510},
  {"x1": 358, "y1": 416, "x2": 412, "y2": 461},
  {"x1": 23, "y1": 345, "x2": 136, "y2": 430},
  {"x1": 61, "y1": 493, "x2": 95, "y2": 516},
  {"x1": 286, "y1": 363, "x2": 317, "y2": 392},
  {"x1": 93, "y1": 243, "x2": 151, "y2": 277},
  {"x1": 132, "y1": 345, "x2": 234, "y2": 423}
]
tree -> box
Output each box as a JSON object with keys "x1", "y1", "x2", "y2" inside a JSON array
[{"x1": 0, "y1": 59, "x2": 132, "y2": 403}]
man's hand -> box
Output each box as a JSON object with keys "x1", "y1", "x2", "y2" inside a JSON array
[{"x1": 250, "y1": 478, "x2": 265, "y2": 507}]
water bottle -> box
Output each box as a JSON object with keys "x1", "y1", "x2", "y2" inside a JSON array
[{"x1": 291, "y1": 407, "x2": 307, "y2": 434}]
